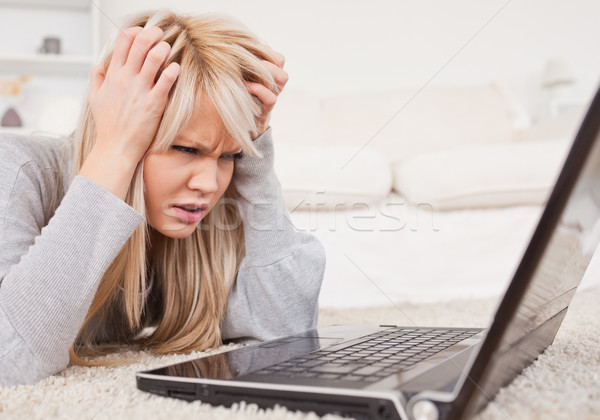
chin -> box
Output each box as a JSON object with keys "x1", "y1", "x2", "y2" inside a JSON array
[{"x1": 153, "y1": 222, "x2": 199, "y2": 239}]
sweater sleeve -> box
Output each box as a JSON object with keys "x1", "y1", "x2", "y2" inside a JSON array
[
  {"x1": 0, "y1": 151, "x2": 143, "y2": 386},
  {"x1": 221, "y1": 129, "x2": 326, "y2": 343}
]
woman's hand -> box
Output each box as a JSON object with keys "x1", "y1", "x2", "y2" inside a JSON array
[
  {"x1": 80, "y1": 26, "x2": 180, "y2": 200},
  {"x1": 245, "y1": 47, "x2": 289, "y2": 139},
  {"x1": 88, "y1": 26, "x2": 181, "y2": 165}
]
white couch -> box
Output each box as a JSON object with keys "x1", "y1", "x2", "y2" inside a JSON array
[
  {"x1": 269, "y1": 84, "x2": 596, "y2": 307},
  {"x1": 35, "y1": 84, "x2": 595, "y2": 307}
]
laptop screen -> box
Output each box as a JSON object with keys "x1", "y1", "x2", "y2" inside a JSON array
[{"x1": 453, "y1": 86, "x2": 600, "y2": 419}]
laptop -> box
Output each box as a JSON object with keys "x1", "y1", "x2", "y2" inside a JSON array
[{"x1": 136, "y1": 84, "x2": 600, "y2": 420}]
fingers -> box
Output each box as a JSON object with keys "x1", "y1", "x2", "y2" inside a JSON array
[
  {"x1": 140, "y1": 41, "x2": 172, "y2": 85},
  {"x1": 89, "y1": 64, "x2": 105, "y2": 97},
  {"x1": 246, "y1": 81, "x2": 277, "y2": 111},
  {"x1": 245, "y1": 47, "x2": 286, "y2": 138},
  {"x1": 124, "y1": 26, "x2": 164, "y2": 75},
  {"x1": 245, "y1": 50, "x2": 288, "y2": 113},
  {"x1": 261, "y1": 60, "x2": 288, "y2": 93},
  {"x1": 270, "y1": 49, "x2": 285, "y2": 69},
  {"x1": 108, "y1": 26, "x2": 143, "y2": 72},
  {"x1": 261, "y1": 44, "x2": 285, "y2": 68},
  {"x1": 153, "y1": 62, "x2": 181, "y2": 98},
  {"x1": 107, "y1": 26, "x2": 165, "y2": 79},
  {"x1": 104, "y1": 26, "x2": 174, "y2": 91}
]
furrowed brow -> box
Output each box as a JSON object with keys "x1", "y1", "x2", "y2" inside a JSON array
[
  {"x1": 176, "y1": 135, "x2": 216, "y2": 154},
  {"x1": 176, "y1": 135, "x2": 241, "y2": 155}
]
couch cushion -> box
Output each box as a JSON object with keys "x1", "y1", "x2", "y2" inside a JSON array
[
  {"x1": 515, "y1": 105, "x2": 586, "y2": 142},
  {"x1": 273, "y1": 142, "x2": 392, "y2": 210},
  {"x1": 393, "y1": 139, "x2": 571, "y2": 210},
  {"x1": 320, "y1": 84, "x2": 519, "y2": 163}
]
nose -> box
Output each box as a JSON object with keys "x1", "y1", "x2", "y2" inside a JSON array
[{"x1": 187, "y1": 158, "x2": 219, "y2": 194}]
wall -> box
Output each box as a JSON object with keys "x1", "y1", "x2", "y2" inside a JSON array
[
  {"x1": 96, "y1": 0, "x2": 600, "y2": 119},
  {"x1": 0, "y1": 2, "x2": 96, "y2": 133}
]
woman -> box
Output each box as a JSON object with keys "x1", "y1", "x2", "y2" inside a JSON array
[{"x1": 0, "y1": 10, "x2": 325, "y2": 386}]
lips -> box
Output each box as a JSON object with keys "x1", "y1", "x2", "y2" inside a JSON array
[{"x1": 171, "y1": 203, "x2": 209, "y2": 223}]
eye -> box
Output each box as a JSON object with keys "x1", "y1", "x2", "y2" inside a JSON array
[
  {"x1": 172, "y1": 145, "x2": 197, "y2": 155},
  {"x1": 220, "y1": 152, "x2": 243, "y2": 162}
]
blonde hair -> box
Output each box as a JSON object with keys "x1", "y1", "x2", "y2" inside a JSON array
[{"x1": 69, "y1": 10, "x2": 277, "y2": 366}]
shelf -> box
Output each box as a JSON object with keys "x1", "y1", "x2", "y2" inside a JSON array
[
  {"x1": 0, "y1": 126, "x2": 32, "y2": 135},
  {"x1": 0, "y1": 53, "x2": 94, "y2": 65},
  {"x1": 0, "y1": 0, "x2": 90, "y2": 10},
  {"x1": 0, "y1": 0, "x2": 99, "y2": 132},
  {"x1": 0, "y1": 54, "x2": 94, "y2": 75}
]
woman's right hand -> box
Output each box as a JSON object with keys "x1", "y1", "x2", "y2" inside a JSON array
[
  {"x1": 89, "y1": 26, "x2": 180, "y2": 165},
  {"x1": 79, "y1": 26, "x2": 180, "y2": 200}
]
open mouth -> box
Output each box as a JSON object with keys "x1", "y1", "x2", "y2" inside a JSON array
[
  {"x1": 175, "y1": 205, "x2": 202, "y2": 212},
  {"x1": 172, "y1": 204, "x2": 208, "y2": 223}
]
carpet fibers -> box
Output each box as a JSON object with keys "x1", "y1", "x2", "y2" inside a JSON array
[{"x1": 1, "y1": 290, "x2": 599, "y2": 420}]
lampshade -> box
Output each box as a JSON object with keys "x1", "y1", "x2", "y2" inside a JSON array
[{"x1": 542, "y1": 58, "x2": 575, "y2": 87}]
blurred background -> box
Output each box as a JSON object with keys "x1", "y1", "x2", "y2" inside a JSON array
[
  {"x1": 1, "y1": 0, "x2": 599, "y2": 132},
  {"x1": 2, "y1": 0, "x2": 600, "y2": 307}
]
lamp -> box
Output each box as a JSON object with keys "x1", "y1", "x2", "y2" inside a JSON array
[
  {"x1": 541, "y1": 58, "x2": 576, "y2": 117},
  {"x1": 542, "y1": 58, "x2": 575, "y2": 88}
]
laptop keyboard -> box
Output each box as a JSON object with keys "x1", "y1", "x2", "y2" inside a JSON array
[{"x1": 254, "y1": 328, "x2": 480, "y2": 383}]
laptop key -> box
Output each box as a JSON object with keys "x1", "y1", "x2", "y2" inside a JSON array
[
  {"x1": 257, "y1": 327, "x2": 485, "y2": 383},
  {"x1": 375, "y1": 371, "x2": 393, "y2": 378},
  {"x1": 352, "y1": 366, "x2": 383, "y2": 376},
  {"x1": 317, "y1": 373, "x2": 341, "y2": 380},
  {"x1": 298, "y1": 360, "x2": 324, "y2": 368},
  {"x1": 313, "y1": 363, "x2": 363, "y2": 374},
  {"x1": 342, "y1": 375, "x2": 367, "y2": 381},
  {"x1": 295, "y1": 372, "x2": 318, "y2": 378},
  {"x1": 370, "y1": 362, "x2": 392, "y2": 369},
  {"x1": 379, "y1": 358, "x2": 401, "y2": 364}
]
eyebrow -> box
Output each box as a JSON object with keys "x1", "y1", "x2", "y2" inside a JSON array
[{"x1": 176, "y1": 135, "x2": 242, "y2": 155}]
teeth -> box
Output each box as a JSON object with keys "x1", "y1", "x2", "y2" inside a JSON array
[{"x1": 179, "y1": 206, "x2": 200, "y2": 212}]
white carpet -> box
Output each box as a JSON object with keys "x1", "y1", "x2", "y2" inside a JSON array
[{"x1": 1, "y1": 290, "x2": 599, "y2": 420}]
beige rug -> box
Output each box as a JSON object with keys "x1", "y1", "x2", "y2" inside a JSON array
[{"x1": 1, "y1": 290, "x2": 599, "y2": 420}]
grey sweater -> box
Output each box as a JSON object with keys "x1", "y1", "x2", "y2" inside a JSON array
[{"x1": 0, "y1": 129, "x2": 325, "y2": 386}]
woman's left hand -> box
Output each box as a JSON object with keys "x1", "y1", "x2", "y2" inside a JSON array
[{"x1": 245, "y1": 48, "x2": 288, "y2": 139}]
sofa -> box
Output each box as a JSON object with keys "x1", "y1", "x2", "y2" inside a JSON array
[
  {"x1": 269, "y1": 83, "x2": 597, "y2": 307},
  {"x1": 34, "y1": 83, "x2": 596, "y2": 307}
]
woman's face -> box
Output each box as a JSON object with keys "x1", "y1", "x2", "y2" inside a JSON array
[{"x1": 143, "y1": 99, "x2": 242, "y2": 239}]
